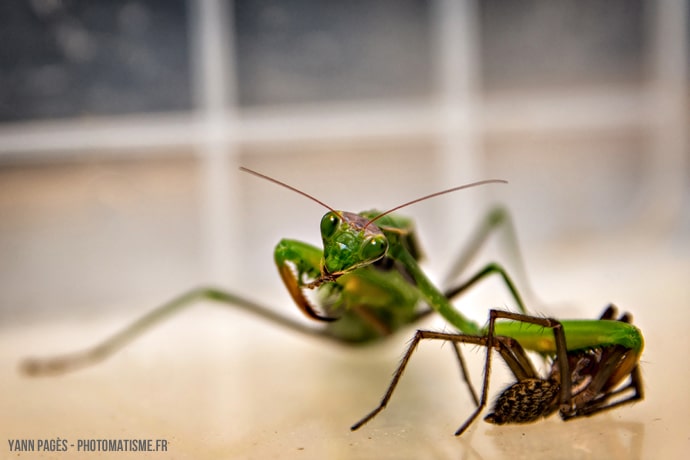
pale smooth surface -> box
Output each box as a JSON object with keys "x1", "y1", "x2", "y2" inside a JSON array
[{"x1": 2, "y1": 237, "x2": 688, "y2": 459}]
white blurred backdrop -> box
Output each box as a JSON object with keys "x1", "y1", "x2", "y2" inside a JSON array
[{"x1": 1, "y1": 0, "x2": 686, "y2": 326}]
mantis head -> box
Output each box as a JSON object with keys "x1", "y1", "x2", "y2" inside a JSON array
[
  {"x1": 239, "y1": 165, "x2": 506, "y2": 292},
  {"x1": 317, "y1": 211, "x2": 388, "y2": 281}
]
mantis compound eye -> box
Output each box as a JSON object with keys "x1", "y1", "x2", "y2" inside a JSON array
[
  {"x1": 320, "y1": 212, "x2": 341, "y2": 238},
  {"x1": 361, "y1": 235, "x2": 388, "y2": 262}
]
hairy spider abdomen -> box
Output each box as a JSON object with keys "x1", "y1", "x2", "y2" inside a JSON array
[{"x1": 485, "y1": 378, "x2": 560, "y2": 425}]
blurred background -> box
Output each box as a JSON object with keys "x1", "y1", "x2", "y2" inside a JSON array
[
  {"x1": 0, "y1": 1, "x2": 688, "y2": 458},
  {"x1": 0, "y1": 0, "x2": 687, "y2": 324}
]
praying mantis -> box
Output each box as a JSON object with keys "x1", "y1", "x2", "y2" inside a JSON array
[{"x1": 21, "y1": 167, "x2": 644, "y2": 436}]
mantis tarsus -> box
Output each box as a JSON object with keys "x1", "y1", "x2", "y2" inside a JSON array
[{"x1": 21, "y1": 167, "x2": 644, "y2": 436}]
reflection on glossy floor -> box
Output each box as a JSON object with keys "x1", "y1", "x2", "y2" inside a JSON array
[{"x1": 2, "y1": 236, "x2": 688, "y2": 459}]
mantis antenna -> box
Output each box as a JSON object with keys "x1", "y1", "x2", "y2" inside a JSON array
[
  {"x1": 240, "y1": 167, "x2": 507, "y2": 227},
  {"x1": 239, "y1": 167, "x2": 338, "y2": 213},
  {"x1": 364, "y1": 179, "x2": 508, "y2": 229}
]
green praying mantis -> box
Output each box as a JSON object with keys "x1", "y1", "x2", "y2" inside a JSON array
[{"x1": 21, "y1": 167, "x2": 644, "y2": 436}]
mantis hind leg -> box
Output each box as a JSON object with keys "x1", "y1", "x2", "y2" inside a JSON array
[
  {"x1": 440, "y1": 206, "x2": 534, "y2": 315},
  {"x1": 20, "y1": 287, "x2": 331, "y2": 377},
  {"x1": 443, "y1": 262, "x2": 528, "y2": 314}
]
